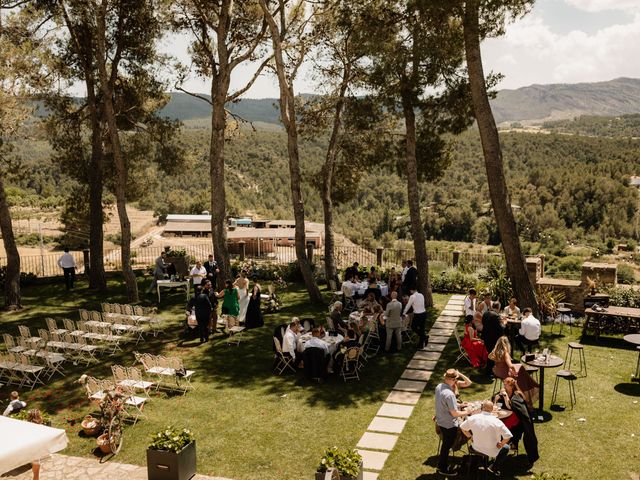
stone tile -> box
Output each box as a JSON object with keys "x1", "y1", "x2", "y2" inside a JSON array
[
  {"x1": 394, "y1": 379, "x2": 428, "y2": 393},
  {"x1": 407, "y1": 359, "x2": 438, "y2": 370},
  {"x1": 428, "y1": 327, "x2": 452, "y2": 335},
  {"x1": 386, "y1": 390, "x2": 421, "y2": 405},
  {"x1": 428, "y1": 335, "x2": 451, "y2": 344},
  {"x1": 450, "y1": 294, "x2": 466, "y2": 300},
  {"x1": 357, "y1": 450, "x2": 389, "y2": 471},
  {"x1": 376, "y1": 403, "x2": 415, "y2": 419},
  {"x1": 423, "y1": 343, "x2": 446, "y2": 352},
  {"x1": 357, "y1": 432, "x2": 398, "y2": 451},
  {"x1": 363, "y1": 472, "x2": 379, "y2": 480},
  {"x1": 413, "y1": 350, "x2": 441, "y2": 360},
  {"x1": 441, "y1": 310, "x2": 463, "y2": 317},
  {"x1": 368, "y1": 416, "x2": 407, "y2": 434},
  {"x1": 431, "y1": 322, "x2": 455, "y2": 331},
  {"x1": 401, "y1": 369, "x2": 432, "y2": 381}
]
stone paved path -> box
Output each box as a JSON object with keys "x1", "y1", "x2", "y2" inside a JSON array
[
  {"x1": 1, "y1": 453, "x2": 231, "y2": 480},
  {"x1": 355, "y1": 294, "x2": 464, "y2": 479}
]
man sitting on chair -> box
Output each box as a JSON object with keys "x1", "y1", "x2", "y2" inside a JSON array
[
  {"x1": 460, "y1": 400, "x2": 513, "y2": 477},
  {"x1": 516, "y1": 308, "x2": 541, "y2": 354},
  {"x1": 282, "y1": 321, "x2": 302, "y2": 367}
]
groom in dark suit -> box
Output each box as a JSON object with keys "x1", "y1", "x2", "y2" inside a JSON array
[{"x1": 204, "y1": 254, "x2": 219, "y2": 287}]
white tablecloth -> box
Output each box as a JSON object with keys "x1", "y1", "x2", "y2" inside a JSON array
[
  {"x1": 297, "y1": 333, "x2": 344, "y2": 355},
  {"x1": 352, "y1": 282, "x2": 388, "y2": 297},
  {"x1": 0, "y1": 416, "x2": 68, "y2": 474},
  {"x1": 156, "y1": 279, "x2": 191, "y2": 302}
]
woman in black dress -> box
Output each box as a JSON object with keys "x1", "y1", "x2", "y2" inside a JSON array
[{"x1": 245, "y1": 275, "x2": 264, "y2": 329}]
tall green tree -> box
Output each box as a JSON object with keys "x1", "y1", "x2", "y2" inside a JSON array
[
  {"x1": 170, "y1": 0, "x2": 269, "y2": 289},
  {"x1": 460, "y1": 0, "x2": 539, "y2": 315},
  {"x1": 259, "y1": 0, "x2": 323, "y2": 303}
]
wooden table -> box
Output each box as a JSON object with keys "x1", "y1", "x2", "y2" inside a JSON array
[
  {"x1": 583, "y1": 306, "x2": 640, "y2": 341},
  {"x1": 156, "y1": 280, "x2": 190, "y2": 303},
  {"x1": 623, "y1": 334, "x2": 640, "y2": 382},
  {"x1": 523, "y1": 354, "x2": 564, "y2": 417}
]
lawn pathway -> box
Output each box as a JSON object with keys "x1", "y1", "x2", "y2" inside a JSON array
[{"x1": 356, "y1": 294, "x2": 464, "y2": 480}]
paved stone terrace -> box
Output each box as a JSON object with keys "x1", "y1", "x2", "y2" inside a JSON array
[
  {"x1": 1, "y1": 453, "x2": 231, "y2": 480},
  {"x1": 355, "y1": 294, "x2": 464, "y2": 479}
]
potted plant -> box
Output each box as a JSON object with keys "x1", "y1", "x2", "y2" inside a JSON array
[
  {"x1": 96, "y1": 434, "x2": 113, "y2": 454},
  {"x1": 316, "y1": 447, "x2": 363, "y2": 480},
  {"x1": 147, "y1": 427, "x2": 196, "y2": 480},
  {"x1": 81, "y1": 415, "x2": 100, "y2": 437}
]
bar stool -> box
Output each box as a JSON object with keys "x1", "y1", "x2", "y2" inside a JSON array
[
  {"x1": 551, "y1": 370, "x2": 577, "y2": 409},
  {"x1": 566, "y1": 342, "x2": 587, "y2": 377},
  {"x1": 552, "y1": 303, "x2": 573, "y2": 335},
  {"x1": 634, "y1": 346, "x2": 640, "y2": 382}
]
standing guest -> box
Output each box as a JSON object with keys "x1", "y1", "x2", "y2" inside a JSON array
[
  {"x1": 2, "y1": 391, "x2": 27, "y2": 416},
  {"x1": 147, "y1": 251, "x2": 168, "y2": 294},
  {"x1": 503, "y1": 297, "x2": 521, "y2": 318},
  {"x1": 401, "y1": 260, "x2": 418, "y2": 295},
  {"x1": 400, "y1": 260, "x2": 408, "y2": 285},
  {"x1": 344, "y1": 262, "x2": 360, "y2": 282},
  {"x1": 245, "y1": 275, "x2": 264, "y2": 329},
  {"x1": 489, "y1": 336, "x2": 539, "y2": 409},
  {"x1": 189, "y1": 261, "x2": 207, "y2": 292},
  {"x1": 282, "y1": 320, "x2": 302, "y2": 367},
  {"x1": 464, "y1": 288, "x2": 477, "y2": 324},
  {"x1": 217, "y1": 280, "x2": 240, "y2": 317},
  {"x1": 435, "y1": 369, "x2": 472, "y2": 476},
  {"x1": 388, "y1": 267, "x2": 400, "y2": 293},
  {"x1": 494, "y1": 377, "x2": 540, "y2": 466},
  {"x1": 187, "y1": 280, "x2": 213, "y2": 343},
  {"x1": 234, "y1": 270, "x2": 250, "y2": 323},
  {"x1": 461, "y1": 316, "x2": 488, "y2": 368},
  {"x1": 383, "y1": 291, "x2": 403, "y2": 353},
  {"x1": 460, "y1": 400, "x2": 513, "y2": 477},
  {"x1": 57, "y1": 248, "x2": 76, "y2": 291},
  {"x1": 481, "y1": 301, "x2": 505, "y2": 363},
  {"x1": 405, "y1": 287, "x2": 428, "y2": 349},
  {"x1": 480, "y1": 293, "x2": 492, "y2": 314},
  {"x1": 204, "y1": 254, "x2": 219, "y2": 287},
  {"x1": 516, "y1": 308, "x2": 541, "y2": 354}
]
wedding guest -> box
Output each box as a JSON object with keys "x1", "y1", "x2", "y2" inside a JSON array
[
  {"x1": 2, "y1": 391, "x2": 26, "y2": 416},
  {"x1": 489, "y1": 336, "x2": 539, "y2": 409}
]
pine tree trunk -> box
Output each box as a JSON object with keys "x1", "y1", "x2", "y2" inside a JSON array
[
  {"x1": 0, "y1": 172, "x2": 21, "y2": 310},
  {"x1": 402, "y1": 98, "x2": 433, "y2": 307},
  {"x1": 210, "y1": 96, "x2": 231, "y2": 289},
  {"x1": 463, "y1": 0, "x2": 538, "y2": 315}
]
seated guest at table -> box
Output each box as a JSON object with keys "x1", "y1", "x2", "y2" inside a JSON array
[
  {"x1": 516, "y1": 308, "x2": 541, "y2": 354},
  {"x1": 2, "y1": 391, "x2": 27, "y2": 416},
  {"x1": 383, "y1": 291, "x2": 403, "y2": 353},
  {"x1": 464, "y1": 288, "x2": 477, "y2": 324},
  {"x1": 361, "y1": 292, "x2": 380, "y2": 314},
  {"x1": 460, "y1": 400, "x2": 513, "y2": 477},
  {"x1": 435, "y1": 369, "x2": 472, "y2": 476},
  {"x1": 494, "y1": 377, "x2": 539, "y2": 466},
  {"x1": 341, "y1": 275, "x2": 358, "y2": 297},
  {"x1": 503, "y1": 297, "x2": 520, "y2": 318},
  {"x1": 330, "y1": 302, "x2": 348, "y2": 334},
  {"x1": 461, "y1": 316, "x2": 488, "y2": 368},
  {"x1": 217, "y1": 280, "x2": 240, "y2": 317},
  {"x1": 480, "y1": 293, "x2": 493, "y2": 313},
  {"x1": 481, "y1": 301, "x2": 505, "y2": 373},
  {"x1": 364, "y1": 277, "x2": 382, "y2": 301},
  {"x1": 334, "y1": 328, "x2": 359, "y2": 372},
  {"x1": 344, "y1": 262, "x2": 360, "y2": 282},
  {"x1": 282, "y1": 320, "x2": 302, "y2": 367},
  {"x1": 304, "y1": 327, "x2": 329, "y2": 355},
  {"x1": 368, "y1": 266, "x2": 380, "y2": 283},
  {"x1": 473, "y1": 300, "x2": 484, "y2": 333},
  {"x1": 490, "y1": 336, "x2": 539, "y2": 409},
  {"x1": 190, "y1": 261, "x2": 207, "y2": 292}
]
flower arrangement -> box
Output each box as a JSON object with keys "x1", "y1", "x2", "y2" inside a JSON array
[
  {"x1": 15, "y1": 409, "x2": 52, "y2": 426},
  {"x1": 317, "y1": 447, "x2": 362, "y2": 478},
  {"x1": 149, "y1": 427, "x2": 194, "y2": 453}
]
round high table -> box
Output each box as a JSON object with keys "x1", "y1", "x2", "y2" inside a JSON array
[
  {"x1": 623, "y1": 334, "x2": 640, "y2": 382},
  {"x1": 522, "y1": 354, "x2": 564, "y2": 421}
]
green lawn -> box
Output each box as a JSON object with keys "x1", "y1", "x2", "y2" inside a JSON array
[{"x1": 1, "y1": 278, "x2": 639, "y2": 479}]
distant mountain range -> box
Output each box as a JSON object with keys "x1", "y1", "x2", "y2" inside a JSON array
[{"x1": 161, "y1": 77, "x2": 640, "y2": 126}]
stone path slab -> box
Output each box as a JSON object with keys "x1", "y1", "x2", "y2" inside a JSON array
[
  {"x1": 376, "y1": 403, "x2": 415, "y2": 419},
  {"x1": 368, "y1": 417, "x2": 407, "y2": 434},
  {"x1": 363, "y1": 472, "x2": 379, "y2": 480},
  {"x1": 400, "y1": 369, "x2": 432, "y2": 381},
  {"x1": 407, "y1": 359, "x2": 438, "y2": 370},
  {"x1": 433, "y1": 316, "x2": 460, "y2": 324},
  {"x1": 428, "y1": 335, "x2": 451, "y2": 344},
  {"x1": 428, "y1": 328, "x2": 453, "y2": 336},
  {"x1": 357, "y1": 450, "x2": 389, "y2": 471},
  {"x1": 357, "y1": 432, "x2": 398, "y2": 451},
  {"x1": 393, "y1": 379, "x2": 428, "y2": 393},
  {"x1": 386, "y1": 390, "x2": 421, "y2": 405},
  {"x1": 0, "y1": 454, "x2": 230, "y2": 480},
  {"x1": 441, "y1": 310, "x2": 463, "y2": 317},
  {"x1": 422, "y1": 343, "x2": 446, "y2": 353},
  {"x1": 413, "y1": 350, "x2": 441, "y2": 360}
]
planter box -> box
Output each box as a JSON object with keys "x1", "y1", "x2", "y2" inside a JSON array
[
  {"x1": 147, "y1": 441, "x2": 196, "y2": 480},
  {"x1": 315, "y1": 463, "x2": 363, "y2": 480}
]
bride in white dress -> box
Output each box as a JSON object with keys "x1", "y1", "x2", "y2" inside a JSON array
[{"x1": 234, "y1": 271, "x2": 250, "y2": 323}]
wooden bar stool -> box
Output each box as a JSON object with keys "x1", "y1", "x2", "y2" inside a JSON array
[
  {"x1": 552, "y1": 303, "x2": 573, "y2": 335},
  {"x1": 551, "y1": 370, "x2": 577, "y2": 409},
  {"x1": 566, "y1": 342, "x2": 587, "y2": 377}
]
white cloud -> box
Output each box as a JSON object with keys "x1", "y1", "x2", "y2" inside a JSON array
[{"x1": 564, "y1": 0, "x2": 640, "y2": 13}]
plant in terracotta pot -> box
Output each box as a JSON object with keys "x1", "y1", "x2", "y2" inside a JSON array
[
  {"x1": 81, "y1": 415, "x2": 100, "y2": 437},
  {"x1": 316, "y1": 447, "x2": 363, "y2": 480},
  {"x1": 147, "y1": 427, "x2": 196, "y2": 480}
]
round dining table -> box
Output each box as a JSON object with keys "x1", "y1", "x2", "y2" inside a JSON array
[
  {"x1": 297, "y1": 332, "x2": 344, "y2": 355},
  {"x1": 522, "y1": 354, "x2": 564, "y2": 418}
]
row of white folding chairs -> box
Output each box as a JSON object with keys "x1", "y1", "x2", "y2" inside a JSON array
[
  {"x1": 80, "y1": 375, "x2": 148, "y2": 424},
  {"x1": 111, "y1": 364, "x2": 155, "y2": 394},
  {"x1": 3, "y1": 334, "x2": 66, "y2": 379},
  {"x1": 37, "y1": 330, "x2": 101, "y2": 365},
  {"x1": 133, "y1": 352, "x2": 194, "y2": 395},
  {"x1": 0, "y1": 352, "x2": 46, "y2": 390},
  {"x1": 81, "y1": 309, "x2": 163, "y2": 337},
  {"x1": 48, "y1": 316, "x2": 143, "y2": 346}
]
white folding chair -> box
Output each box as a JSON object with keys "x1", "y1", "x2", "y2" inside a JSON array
[
  {"x1": 453, "y1": 327, "x2": 472, "y2": 366},
  {"x1": 225, "y1": 316, "x2": 245, "y2": 346},
  {"x1": 46, "y1": 318, "x2": 67, "y2": 336},
  {"x1": 273, "y1": 337, "x2": 296, "y2": 375},
  {"x1": 341, "y1": 347, "x2": 361, "y2": 382}
]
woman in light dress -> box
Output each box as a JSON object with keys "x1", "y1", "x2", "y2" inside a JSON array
[{"x1": 234, "y1": 270, "x2": 250, "y2": 323}]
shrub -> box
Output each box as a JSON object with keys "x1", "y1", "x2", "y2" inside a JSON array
[
  {"x1": 608, "y1": 286, "x2": 640, "y2": 308},
  {"x1": 616, "y1": 264, "x2": 635, "y2": 285},
  {"x1": 317, "y1": 447, "x2": 362, "y2": 478},
  {"x1": 149, "y1": 427, "x2": 194, "y2": 453},
  {"x1": 0, "y1": 267, "x2": 38, "y2": 289},
  {"x1": 430, "y1": 268, "x2": 478, "y2": 293}
]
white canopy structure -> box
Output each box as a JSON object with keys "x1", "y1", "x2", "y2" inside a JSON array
[{"x1": 0, "y1": 415, "x2": 68, "y2": 475}]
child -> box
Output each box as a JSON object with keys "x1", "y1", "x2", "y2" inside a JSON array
[{"x1": 2, "y1": 391, "x2": 27, "y2": 416}]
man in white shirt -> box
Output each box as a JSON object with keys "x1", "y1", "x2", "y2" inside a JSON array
[
  {"x1": 57, "y1": 248, "x2": 77, "y2": 291},
  {"x1": 282, "y1": 321, "x2": 302, "y2": 367},
  {"x1": 303, "y1": 328, "x2": 329, "y2": 355},
  {"x1": 190, "y1": 261, "x2": 207, "y2": 290},
  {"x1": 464, "y1": 288, "x2": 477, "y2": 323},
  {"x1": 516, "y1": 307, "x2": 541, "y2": 354},
  {"x1": 405, "y1": 288, "x2": 428, "y2": 349},
  {"x1": 460, "y1": 400, "x2": 512, "y2": 476}
]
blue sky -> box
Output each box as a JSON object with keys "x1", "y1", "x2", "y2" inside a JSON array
[{"x1": 165, "y1": 0, "x2": 640, "y2": 97}]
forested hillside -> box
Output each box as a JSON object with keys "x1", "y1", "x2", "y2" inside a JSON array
[
  {"x1": 543, "y1": 114, "x2": 640, "y2": 138},
  {"x1": 6, "y1": 124, "x2": 639, "y2": 251}
]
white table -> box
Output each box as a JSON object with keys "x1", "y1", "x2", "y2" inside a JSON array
[
  {"x1": 157, "y1": 279, "x2": 190, "y2": 302},
  {"x1": 297, "y1": 333, "x2": 344, "y2": 355},
  {"x1": 0, "y1": 416, "x2": 68, "y2": 475},
  {"x1": 353, "y1": 282, "x2": 389, "y2": 297}
]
